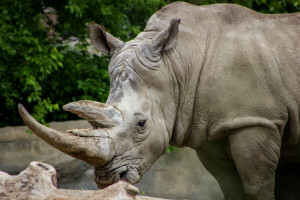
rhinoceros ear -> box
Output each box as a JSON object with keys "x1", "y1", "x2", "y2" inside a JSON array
[
  {"x1": 87, "y1": 23, "x2": 124, "y2": 54},
  {"x1": 136, "y1": 18, "x2": 181, "y2": 69},
  {"x1": 151, "y1": 18, "x2": 181, "y2": 52}
]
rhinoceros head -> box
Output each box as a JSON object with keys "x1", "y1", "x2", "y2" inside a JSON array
[{"x1": 19, "y1": 18, "x2": 180, "y2": 188}]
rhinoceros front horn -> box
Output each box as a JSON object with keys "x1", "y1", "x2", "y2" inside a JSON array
[{"x1": 18, "y1": 104, "x2": 115, "y2": 167}]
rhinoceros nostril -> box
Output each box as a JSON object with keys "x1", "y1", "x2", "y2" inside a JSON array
[{"x1": 120, "y1": 171, "x2": 127, "y2": 180}]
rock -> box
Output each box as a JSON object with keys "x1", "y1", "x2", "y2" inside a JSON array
[
  {"x1": 0, "y1": 161, "x2": 170, "y2": 200},
  {"x1": 0, "y1": 161, "x2": 57, "y2": 200},
  {"x1": 46, "y1": 181, "x2": 139, "y2": 200},
  {"x1": 47, "y1": 186, "x2": 169, "y2": 200}
]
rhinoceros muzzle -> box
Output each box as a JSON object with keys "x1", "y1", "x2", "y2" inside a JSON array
[
  {"x1": 18, "y1": 101, "x2": 122, "y2": 167},
  {"x1": 94, "y1": 156, "x2": 145, "y2": 188}
]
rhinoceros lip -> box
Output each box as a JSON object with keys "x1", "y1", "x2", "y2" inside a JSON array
[
  {"x1": 94, "y1": 165, "x2": 128, "y2": 187},
  {"x1": 94, "y1": 158, "x2": 146, "y2": 188},
  {"x1": 121, "y1": 167, "x2": 140, "y2": 184}
]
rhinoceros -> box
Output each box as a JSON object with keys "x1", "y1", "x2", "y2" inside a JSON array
[{"x1": 18, "y1": 2, "x2": 300, "y2": 200}]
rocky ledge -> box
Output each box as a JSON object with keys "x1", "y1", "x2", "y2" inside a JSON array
[{"x1": 0, "y1": 161, "x2": 170, "y2": 200}]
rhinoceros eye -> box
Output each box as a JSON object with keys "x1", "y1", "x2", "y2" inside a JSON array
[{"x1": 137, "y1": 120, "x2": 146, "y2": 127}]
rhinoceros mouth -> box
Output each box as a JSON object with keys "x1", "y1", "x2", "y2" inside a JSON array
[{"x1": 94, "y1": 157, "x2": 147, "y2": 188}]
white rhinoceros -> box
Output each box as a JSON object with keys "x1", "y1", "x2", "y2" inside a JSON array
[{"x1": 19, "y1": 2, "x2": 300, "y2": 200}]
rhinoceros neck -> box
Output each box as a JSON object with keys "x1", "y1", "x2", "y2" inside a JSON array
[
  {"x1": 145, "y1": 2, "x2": 256, "y2": 148},
  {"x1": 166, "y1": 42, "x2": 210, "y2": 148},
  {"x1": 143, "y1": 4, "x2": 210, "y2": 148},
  {"x1": 159, "y1": 28, "x2": 211, "y2": 148}
]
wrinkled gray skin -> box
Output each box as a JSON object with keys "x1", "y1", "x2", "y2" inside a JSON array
[{"x1": 19, "y1": 2, "x2": 300, "y2": 200}]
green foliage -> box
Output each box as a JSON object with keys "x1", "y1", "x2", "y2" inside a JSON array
[
  {"x1": 0, "y1": 1, "x2": 63, "y2": 126},
  {"x1": 167, "y1": 145, "x2": 179, "y2": 153},
  {"x1": 1, "y1": 0, "x2": 300, "y2": 128},
  {"x1": 0, "y1": 0, "x2": 167, "y2": 126}
]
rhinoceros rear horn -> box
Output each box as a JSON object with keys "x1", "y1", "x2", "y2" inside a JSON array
[
  {"x1": 18, "y1": 104, "x2": 115, "y2": 167},
  {"x1": 87, "y1": 23, "x2": 124, "y2": 54},
  {"x1": 63, "y1": 100, "x2": 123, "y2": 128}
]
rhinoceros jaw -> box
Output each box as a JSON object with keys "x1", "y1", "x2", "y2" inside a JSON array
[{"x1": 18, "y1": 104, "x2": 115, "y2": 167}]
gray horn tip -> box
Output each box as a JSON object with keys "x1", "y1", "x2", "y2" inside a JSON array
[
  {"x1": 18, "y1": 103, "x2": 27, "y2": 116},
  {"x1": 62, "y1": 102, "x2": 78, "y2": 112},
  {"x1": 18, "y1": 103, "x2": 23, "y2": 110},
  {"x1": 62, "y1": 104, "x2": 71, "y2": 111}
]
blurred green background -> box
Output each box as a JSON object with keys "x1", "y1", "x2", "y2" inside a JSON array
[{"x1": 1, "y1": 0, "x2": 300, "y2": 127}]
